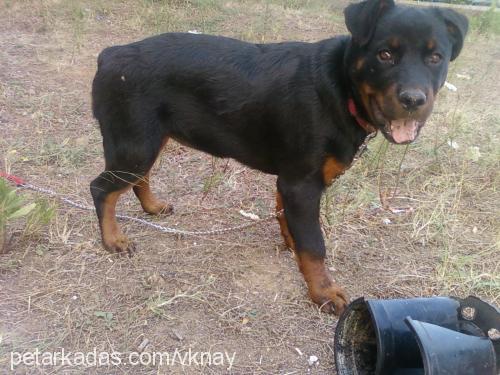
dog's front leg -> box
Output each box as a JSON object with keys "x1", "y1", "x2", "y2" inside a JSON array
[{"x1": 277, "y1": 175, "x2": 349, "y2": 315}]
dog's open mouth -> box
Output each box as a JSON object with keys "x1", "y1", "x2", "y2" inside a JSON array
[
  {"x1": 386, "y1": 119, "x2": 422, "y2": 144},
  {"x1": 370, "y1": 98, "x2": 425, "y2": 144}
]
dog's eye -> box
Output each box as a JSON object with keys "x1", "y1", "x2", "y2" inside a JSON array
[
  {"x1": 378, "y1": 50, "x2": 393, "y2": 62},
  {"x1": 428, "y1": 53, "x2": 442, "y2": 65}
]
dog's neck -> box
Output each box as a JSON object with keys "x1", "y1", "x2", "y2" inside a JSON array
[
  {"x1": 316, "y1": 36, "x2": 377, "y2": 165},
  {"x1": 347, "y1": 98, "x2": 377, "y2": 134},
  {"x1": 342, "y1": 39, "x2": 377, "y2": 135}
]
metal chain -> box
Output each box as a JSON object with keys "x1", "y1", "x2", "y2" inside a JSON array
[
  {"x1": 353, "y1": 131, "x2": 378, "y2": 163},
  {"x1": 17, "y1": 181, "x2": 283, "y2": 237},
  {"x1": 1, "y1": 133, "x2": 374, "y2": 237}
]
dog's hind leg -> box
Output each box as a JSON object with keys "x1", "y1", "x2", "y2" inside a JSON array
[
  {"x1": 133, "y1": 137, "x2": 173, "y2": 216},
  {"x1": 90, "y1": 134, "x2": 168, "y2": 254},
  {"x1": 90, "y1": 169, "x2": 138, "y2": 255}
]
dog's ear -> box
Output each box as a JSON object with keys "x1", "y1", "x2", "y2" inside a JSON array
[
  {"x1": 433, "y1": 8, "x2": 468, "y2": 61},
  {"x1": 344, "y1": 0, "x2": 395, "y2": 46}
]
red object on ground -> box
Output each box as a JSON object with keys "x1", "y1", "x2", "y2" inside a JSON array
[{"x1": 0, "y1": 172, "x2": 26, "y2": 186}]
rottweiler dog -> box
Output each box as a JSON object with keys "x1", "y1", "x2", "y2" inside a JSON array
[{"x1": 90, "y1": 0, "x2": 468, "y2": 315}]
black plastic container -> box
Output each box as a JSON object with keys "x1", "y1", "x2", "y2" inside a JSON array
[
  {"x1": 406, "y1": 317, "x2": 496, "y2": 375},
  {"x1": 334, "y1": 296, "x2": 499, "y2": 375}
]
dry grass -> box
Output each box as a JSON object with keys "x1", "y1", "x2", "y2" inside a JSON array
[{"x1": 0, "y1": 0, "x2": 499, "y2": 373}]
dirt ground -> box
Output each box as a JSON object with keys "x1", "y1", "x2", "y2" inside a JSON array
[{"x1": 0, "y1": 0, "x2": 499, "y2": 374}]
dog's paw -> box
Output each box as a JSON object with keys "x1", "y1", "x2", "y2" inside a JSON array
[
  {"x1": 104, "y1": 234, "x2": 136, "y2": 257},
  {"x1": 297, "y1": 253, "x2": 350, "y2": 316},
  {"x1": 144, "y1": 201, "x2": 174, "y2": 216},
  {"x1": 309, "y1": 283, "x2": 349, "y2": 316},
  {"x1": 311, "y1": 286, "x2": 349, "y2": 315}
]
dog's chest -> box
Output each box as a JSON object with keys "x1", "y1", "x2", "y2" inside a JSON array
[{"x1": 322, "y1": 156, "x2": 347, "y2": 186}]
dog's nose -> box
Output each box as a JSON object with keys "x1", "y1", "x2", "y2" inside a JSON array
[{"x1": 398, "y1": 89, "x2": 427, "y2": 111}]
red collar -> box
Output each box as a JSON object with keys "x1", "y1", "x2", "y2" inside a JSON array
[{"x1": 348, "y1": 98, "x2": 377, "y2": 134}]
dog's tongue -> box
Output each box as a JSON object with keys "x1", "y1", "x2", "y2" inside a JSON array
[{"x1": 390, "y1": 119, "x2": 418, "y2": 143}]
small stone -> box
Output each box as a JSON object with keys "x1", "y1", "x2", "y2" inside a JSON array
[
  {"x1": 137, "y1": 338, "x2": 149, "y2": 352},
  {"x1": 308, "y1": 355, "x2": 318, "y2": 366},
  {"x1": 171, "y1": 329, "x2": 183, "y2": 341}
]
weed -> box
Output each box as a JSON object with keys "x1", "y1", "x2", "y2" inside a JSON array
[
  {"x1": 94, "y1": 311, "x2": 115, "y2": 329},
  {"x1": 437, "y1": 246, "x2": 500, "y2": 297},
  {"x1": 271, "y1": 0, "x2": 311, "y2": 10},
  {"x1": 146, "y1": 287, "x2": 202, "y2": 316},
  {"x1": 203, "y1": 171, "x2": 224, "y2": 193},
  {"x1": 0, "y1": 180, "x2": 55, "y2": 252},
  {"x1": 470, "y1": 8, "x2": 500, "y2": 35},
  {"x1": 0, "y1": 180, "x2": 35, "y2": 250},
  {"x1": 25, "y1": 198, "x2": 56, "y2": 235},
  {"x1": 35, "y1": 139, "x2": 88, "y2": 167},
  {"x1": 202, "y1": 157, "x2": 225, "y2": 195},
  {"x1": 69, "y1": 2, "x2": 86, "y2": 51}
]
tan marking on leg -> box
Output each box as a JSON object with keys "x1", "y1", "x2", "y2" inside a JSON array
[
  {"x1": 134, "y1": 172, "x2": 173, "y2": 215},
  {"x1": 296, "y1": 252, "x2": 349, "y2": 315},
  {"x1": 101, "y1": 187, "x2": 134, "y2": 254},
  {"x1": 133, "y1": 137, "x2": 173, "y2": 215},
  {"x1": 276, "y1": 192, "x2": 295, "y2": 250},
  {"x1": 322, "y1": 157, "x2": 346, "y2": 186}
]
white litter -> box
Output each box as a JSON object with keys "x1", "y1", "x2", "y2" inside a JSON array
[
  {"x1": 239, "y1": 210, "x2": 260, "y2": 220},
  {"x1": 447, "y1": 140, "x2": 459, "y2": 149},
  {"x1": 444, "y1": 81, "x2": 457, "y2": 92},
  {"x1": 308, "y1": 355, "x2": 319, "y2": 366},
  {"x1": 137, "y1": 338, "x2": 149, "y2": 352},
  {"x1": 188, "y1": 30, "x2": 202, "y2": 34}
]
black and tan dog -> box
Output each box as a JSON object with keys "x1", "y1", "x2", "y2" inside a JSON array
[{"x1": 90, "y1": 0, "x2": 467, "y2": 315}]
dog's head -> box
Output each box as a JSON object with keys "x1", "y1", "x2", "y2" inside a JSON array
[{"x1": 344, "y1": 0, "x2": 468, "y2": 144}]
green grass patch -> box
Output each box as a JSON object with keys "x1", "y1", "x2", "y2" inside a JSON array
[
  {"x1": 470, "y1": 8, "x2": 500, "y2": 35},
  {"x1": 0, "y1": 180, "x2": 56, "y2": 252},
  {"x1": 438, "y1": 246, "x2": 500, "y2": 297}
]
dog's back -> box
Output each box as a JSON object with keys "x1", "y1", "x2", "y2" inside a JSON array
[{"x1": 92, "y1": 33, "x2": 347, "y2": 173}]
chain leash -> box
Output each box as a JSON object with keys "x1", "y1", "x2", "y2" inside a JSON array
[{"x1": 1, "y1": 133, "x2": 374, "y2": 237}]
